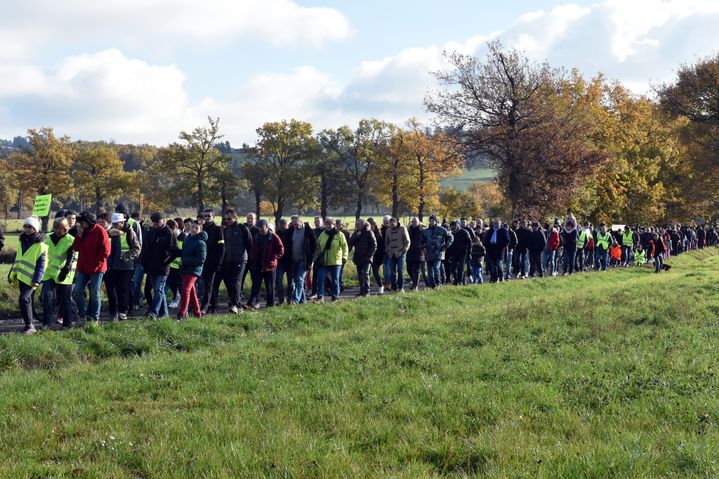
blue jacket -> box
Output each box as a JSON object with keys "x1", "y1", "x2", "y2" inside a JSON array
[
  {"x1": 421, "y1": 225, "x2": 453, "y2": 261},
  {"x1": 179, "y1": 231, "x2": 207, "y2": 277}
]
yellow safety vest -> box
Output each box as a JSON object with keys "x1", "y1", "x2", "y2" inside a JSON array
[
  {"x1": 44, "y1": 233, "x2": 77, "y2": 285},
  {"x1": 171, "y1": 238, "x2": 183, "y2": 269},
  {"x1": 9, "y1": 240, "x2": 48, "y2": 286},
  {"x1": 577, "y1": 230, "x2": 592, "y2": 249},
  {"x1": 622, "y1": 231, "x2": 634, "y2": 247},
  {"x1": 596, "y1": 232, "x2": 611, "y2": 249}
]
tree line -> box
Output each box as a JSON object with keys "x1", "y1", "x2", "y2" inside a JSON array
[{"x1": 0, "y1": 42, "x2": 717, "y2": 225}]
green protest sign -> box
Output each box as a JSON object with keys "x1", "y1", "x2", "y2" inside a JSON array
[{"x1": 32, "y1": 194, "x2": 52, "y2": 217}]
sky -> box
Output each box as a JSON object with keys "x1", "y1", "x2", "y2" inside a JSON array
[{"x1": 1, "y1": 0, "x2": 718, "y2": 146}]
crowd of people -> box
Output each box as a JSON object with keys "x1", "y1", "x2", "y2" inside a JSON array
[{"x1": 4, "y1": 206, "x2": 716, "y2": 335}]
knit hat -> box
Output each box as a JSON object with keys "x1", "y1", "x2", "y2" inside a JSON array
[
  {"x1": 23, "y1": 216, "x2": 40, "y2": 232},
  {"x1": 150, "y1": 212, "x2": 165, "y2": 222},
  {"x1": 429, "y1": 215, "x2": 438, "y2": 222},
  {"x1": 111, "y1": 213, "x2": 126, "y2": 224},
  {"x1": 257, "y1": 219, "x2": 269, "y2": 228}
]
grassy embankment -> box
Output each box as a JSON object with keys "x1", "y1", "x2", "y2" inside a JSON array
[{"x1": 0, "y1": 248, "x2": 718, "y2": 477}]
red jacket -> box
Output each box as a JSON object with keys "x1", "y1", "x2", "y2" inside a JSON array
[
  {"x1": 72, "y1": 224, "x2": 111, "y2": 274},
  {"x1": 248, "y1": 231, "x2": 284, "y2": 272},
  {"x1": 548, "y1": 230, "x2": 561, "y2": 251}
]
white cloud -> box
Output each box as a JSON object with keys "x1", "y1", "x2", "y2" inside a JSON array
[
  {"x1": 0, "y1": 0, "x2": 352, "y2": 53},
  {"x1": 1, "y1": 1, "x2": 719, "y2": 145}
]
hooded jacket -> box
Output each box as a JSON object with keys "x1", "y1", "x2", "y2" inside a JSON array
[
  {"x1": 141, "y1": 224, "x2": 176, "y2": 276},
  {"x1": 349, "y1": 224, "x2": 377, "y2": 265},
  {"x1": 421, "y1": 224, "x2": 453, "y2": 261},
  {"x1": 180, "y1": 231, "x2": 207, "y2": 277},
  {"x1": 72, "y1": 223, "x2": 111, "y2": 274},
  {"x1": 248, "y1": 230, "x2": 284, "y2": 272},
  {"x1": 107, "y1": 224, "x2": 141, "y2": 271}
]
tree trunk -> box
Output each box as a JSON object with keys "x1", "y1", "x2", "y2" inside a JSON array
[
  {"x1": 417, "y1": 164, "x2": 426, "y2": 221},
  {"x1": 320, "y1": 172, "x2": 328, "y2": 219},
  {"x1": 391, "y1": 169, "x2": 399, "y2": 219},
  {"x1": 16, "y1": 191, "x2": 22, "y2": 220},
  {"x1": 220, "y1": 182, "x2": 228, "y2": 213},
  {"x1": 197, "y1": 176, "x2": 204, "y2": 212},
  {"x1": 355, "y1": 190, "x2": 363, "y2": 220},
  {"x1": 274, "y1": 196, "x2": 283, "y2": 225},
  {"x1": 254, "y1": 191, "x2": 261, "y2": 217}
]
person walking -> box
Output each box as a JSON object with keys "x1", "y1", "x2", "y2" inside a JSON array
[
  {"x1": 348, "y1": 218, "x2": 377, "y2": 297},
  {"x1": 220, "y1": 208, "x2": 252, "y2": 313},
  {"x1": 198, "y1": 208, "x2": 225, "y2": 314},
  {"x1": 650, "y1": 232, "x2": 668, "y2": 273},
  {"x1": 104, "y1": 213, "x2": 141, "y2": 321},
  {"x1": 313, "y1": 218, "x2": 348, "y2": 303},
  {"x1": 560, "y1": 214, "x2": 579, "y2": 275},
  {"x1": 177, "y1": 220, "x2": 207, "y2": 319},
  {"x1": 406, "y1": 217, "x2": 424, "y2": 291},
  {"x1": 484, "y1": 218, "x2": 510, "y2": 283},
  {"x1": 594, "y1": 223, "x2": 612, "y2": 272},
  {"x1": 72, "y1": 211, "x2": 111, "y2": 324},
  {"x1": 41, "y1": 217, "x2": 76, "y2": 328},
  {"x1": 142, "y1": 212, "x2": 176, "y2": 319},
  {"x1": 421, "y1": 215, "x2": 452, "y2": 288},
  {"x1": 245, "y1": 219, "x2": 284, "y2": 309},
  {"x1": 527, "y1": 221, "x2": 547, "y2": 277},
  {"x1": 9, "y1": 216, "x2": 47, "y2": 334},
  {"x1": 286, "y1": 215, "x2": 317, "y2": 304},
  {"x1": 385, "y1": 217, "x2": 410, "y2": 292},
  {"x1": 367, "y1": 218, "x2": 385, "y2": 294},
  {"x1": 447, "y1": 221, "x2": 472, "y2": 285},
  {"x1": 470, "y1": 235, "x2": 486, "y2": 284}
]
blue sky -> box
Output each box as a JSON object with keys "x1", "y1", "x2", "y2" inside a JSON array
[{"x1": 1, "y1": 0, "x2": 718, "y2": 145}]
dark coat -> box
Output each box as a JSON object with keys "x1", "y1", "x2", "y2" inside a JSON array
[
  {"x1": 406, "y1": 225, "x2": 424, "y2": 262},
  {"x1": 372, "y1": 227, "x2": 385, "y2": 267},
  {"x1": 107, "y1": 224, "x2": 141, "y2": 271},
  {"x1": 447, "y1": 227, "x2": 472, "y2": 260},
  {"x1": 484, "y1": 227, "x2": 510, "y2": 259},
  {"x1": 141, "y1": 224, "x2": 176, "y2": 276},
  {"x1": 349, "y1": 225, "x2": 377, "y2": 265},
  {"x1": 283, "y1": 223, "x2": 317, "y2": 271},
  {"x1": 516, "y1": 226, "x2": 530, "y2": 251},
  {"x1": 203, "y1": 221, "x2": 225, "y2": 272},
  {"x1": 180, "y1": 231, "x2": 207, "y2": 277},
  {"x1": 223, "y1": 221, "x2": 253, "y2": 264},
  {"x1": 248, "y1": 231, "x2": 284, "y2": 272},
  {"x1": 561, "y1": 228, "x2": 579, "y2": 248},
  {"x1": 528, "y1": 229, "x2": 547, "y2": 254}
]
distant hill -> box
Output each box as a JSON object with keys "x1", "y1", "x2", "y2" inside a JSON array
[{"x1": 441, "y1": 167, "x2": 495, "y2": 191}]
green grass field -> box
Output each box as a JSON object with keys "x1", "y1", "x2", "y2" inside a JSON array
[
  {"x1": 0, "y1": 249, "x2": 718, "y2": 477},
  {"x1": 442, "y1": 167, "x2": 495, "y2": 191}
]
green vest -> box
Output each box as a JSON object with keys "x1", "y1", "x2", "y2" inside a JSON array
[
  {"x1": 45, "y1": 233, "x2": 77, "y2": 285},
  {"x1": 577, "y1": 230, "x2": 592, "y2": 249},
  {"x1": 622, "y1": 231, "x2": 634, "y2": 247},
  {"x1": 10, "y1": 241, "x2": 48, "y2": 286},
  {"x1": 596, "y1": 232, "x2": 611, "y2": 249},
  {"x1": 171, "y1": 239, "x2": 183, "y2": 269},
  {"x1": 120, "y1": 232, "x2": 130, "y2": 255}
]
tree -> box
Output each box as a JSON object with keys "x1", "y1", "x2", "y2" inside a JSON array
[
  {"x1": 160, "y1": 117, "x2": 229, "y2": 211},
  {"x1": 315, "y1": 132, "x2": 354, "y2": 218},
  {"x1": 437, "y1": 187, "x2": 478, "y2": 221},
  {"x1": 252, "y1": 120, "x2": 318, "y2": 223},
  {"x1": 0, "y1": 157, "x2": 17, "y2": 221},
  {"x1": 426, "y1": 42, "x2": 602, "y2": 217},
  {"x1": 12, "y1": 128, "x2": 74, "y2": 230},
  {"x1": 73, "y1": 143, "x2": 133, "y2": 214},
  {"x1": 323, "y1": 119, "x2": 393, "y2": 219}
]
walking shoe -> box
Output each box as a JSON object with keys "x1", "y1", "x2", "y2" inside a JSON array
[
  {"x1": 111, "y1": 315, "x2": 119, "y2": 323},
  {"x1": 22, "y1": 324, "x2": 37, "y2": 335},
  {"x1": 177, "y1": 314, "x2": 187, "y2": 321},
  {"x1": 229, "y1": 306, "x2": 239, "y2": 314},
  {"x1": 118, "y1": 313, "x2": 127, "y2": 321},
  {"x1": 312, "y1": 297, "x2": 325, "y2": 304},
  {"x1": 168, "y1": 299, "x2": 179, "y2": 309},
  {"x1": 377, "y1": 286, "x2": 384, "y2": 295}
]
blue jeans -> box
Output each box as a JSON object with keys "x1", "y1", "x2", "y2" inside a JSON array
[
  {"x1": 291, "y1": 259, "x2": 307, "y2": 304},
  {"x1": 317, "y1": 265, "x2": 341, "y2": 300},
  {"x1": 471, "y1": 266, "x2": 483, "y2": 284},
  {"x1": 383, "y1": 256, "x2": 391, "y2": 284},
  {"x1": 426, "y1": 258, "x2": 442, "y2": 288},
  {"x1": 488, "y1": 257, "x2": 502, "y2": 282},
  {"x1": 595, "y1": 251, "x2": 608, "y2": 271},
  {"x1": 504, "y1": 249, "x2": 513, "y2": 279},
  {"x1": 622, "y1": 245, "x2": 632, "y2": 265},
  {"x1": 389, "y1": 254, "x2": 406, "y2": 290},
  {"x1": 42, "y1": 279, "x2": 73, "y2": 326},
  {"x1": 132, "y1": 263, "x2": 144, "y2": 306},
  {"x1": 544, "y1": 250, "x2": 557, "y2": 275},
  {"x1": 74, "y1": 271, "x2": 104, "y2": 321},
  {"x1": 149, "y1": 275, "x2": 169, "y2": 318}
]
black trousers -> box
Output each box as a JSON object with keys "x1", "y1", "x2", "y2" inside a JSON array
[
  {"x1": 529, "y1": 251, "x2": 543, "y2": 277},
  {"x1": 167, "y1": 268, "x2": 182, "y2": 300},
  {"x1": 201, "y1": 269, "x2": 219, "y2": 311},
  {"x1": 248, "y1": 269, "x2": 276, "y2": 307},
  {"x1": 104, "y1": 269, "x2": 132, "y2": 316},
  {"x1": 219, "y1": 261, "x2": 246, "y2": 308},
  {"x1": 356, "y1": 261, "x2": 371, "y2": 295},
  {"x1": 19, "y1": 282, "x2": 37, "y2": 327},
  {"x1": 407, "y1": 260, "x2": 422, "y2": 289}
]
